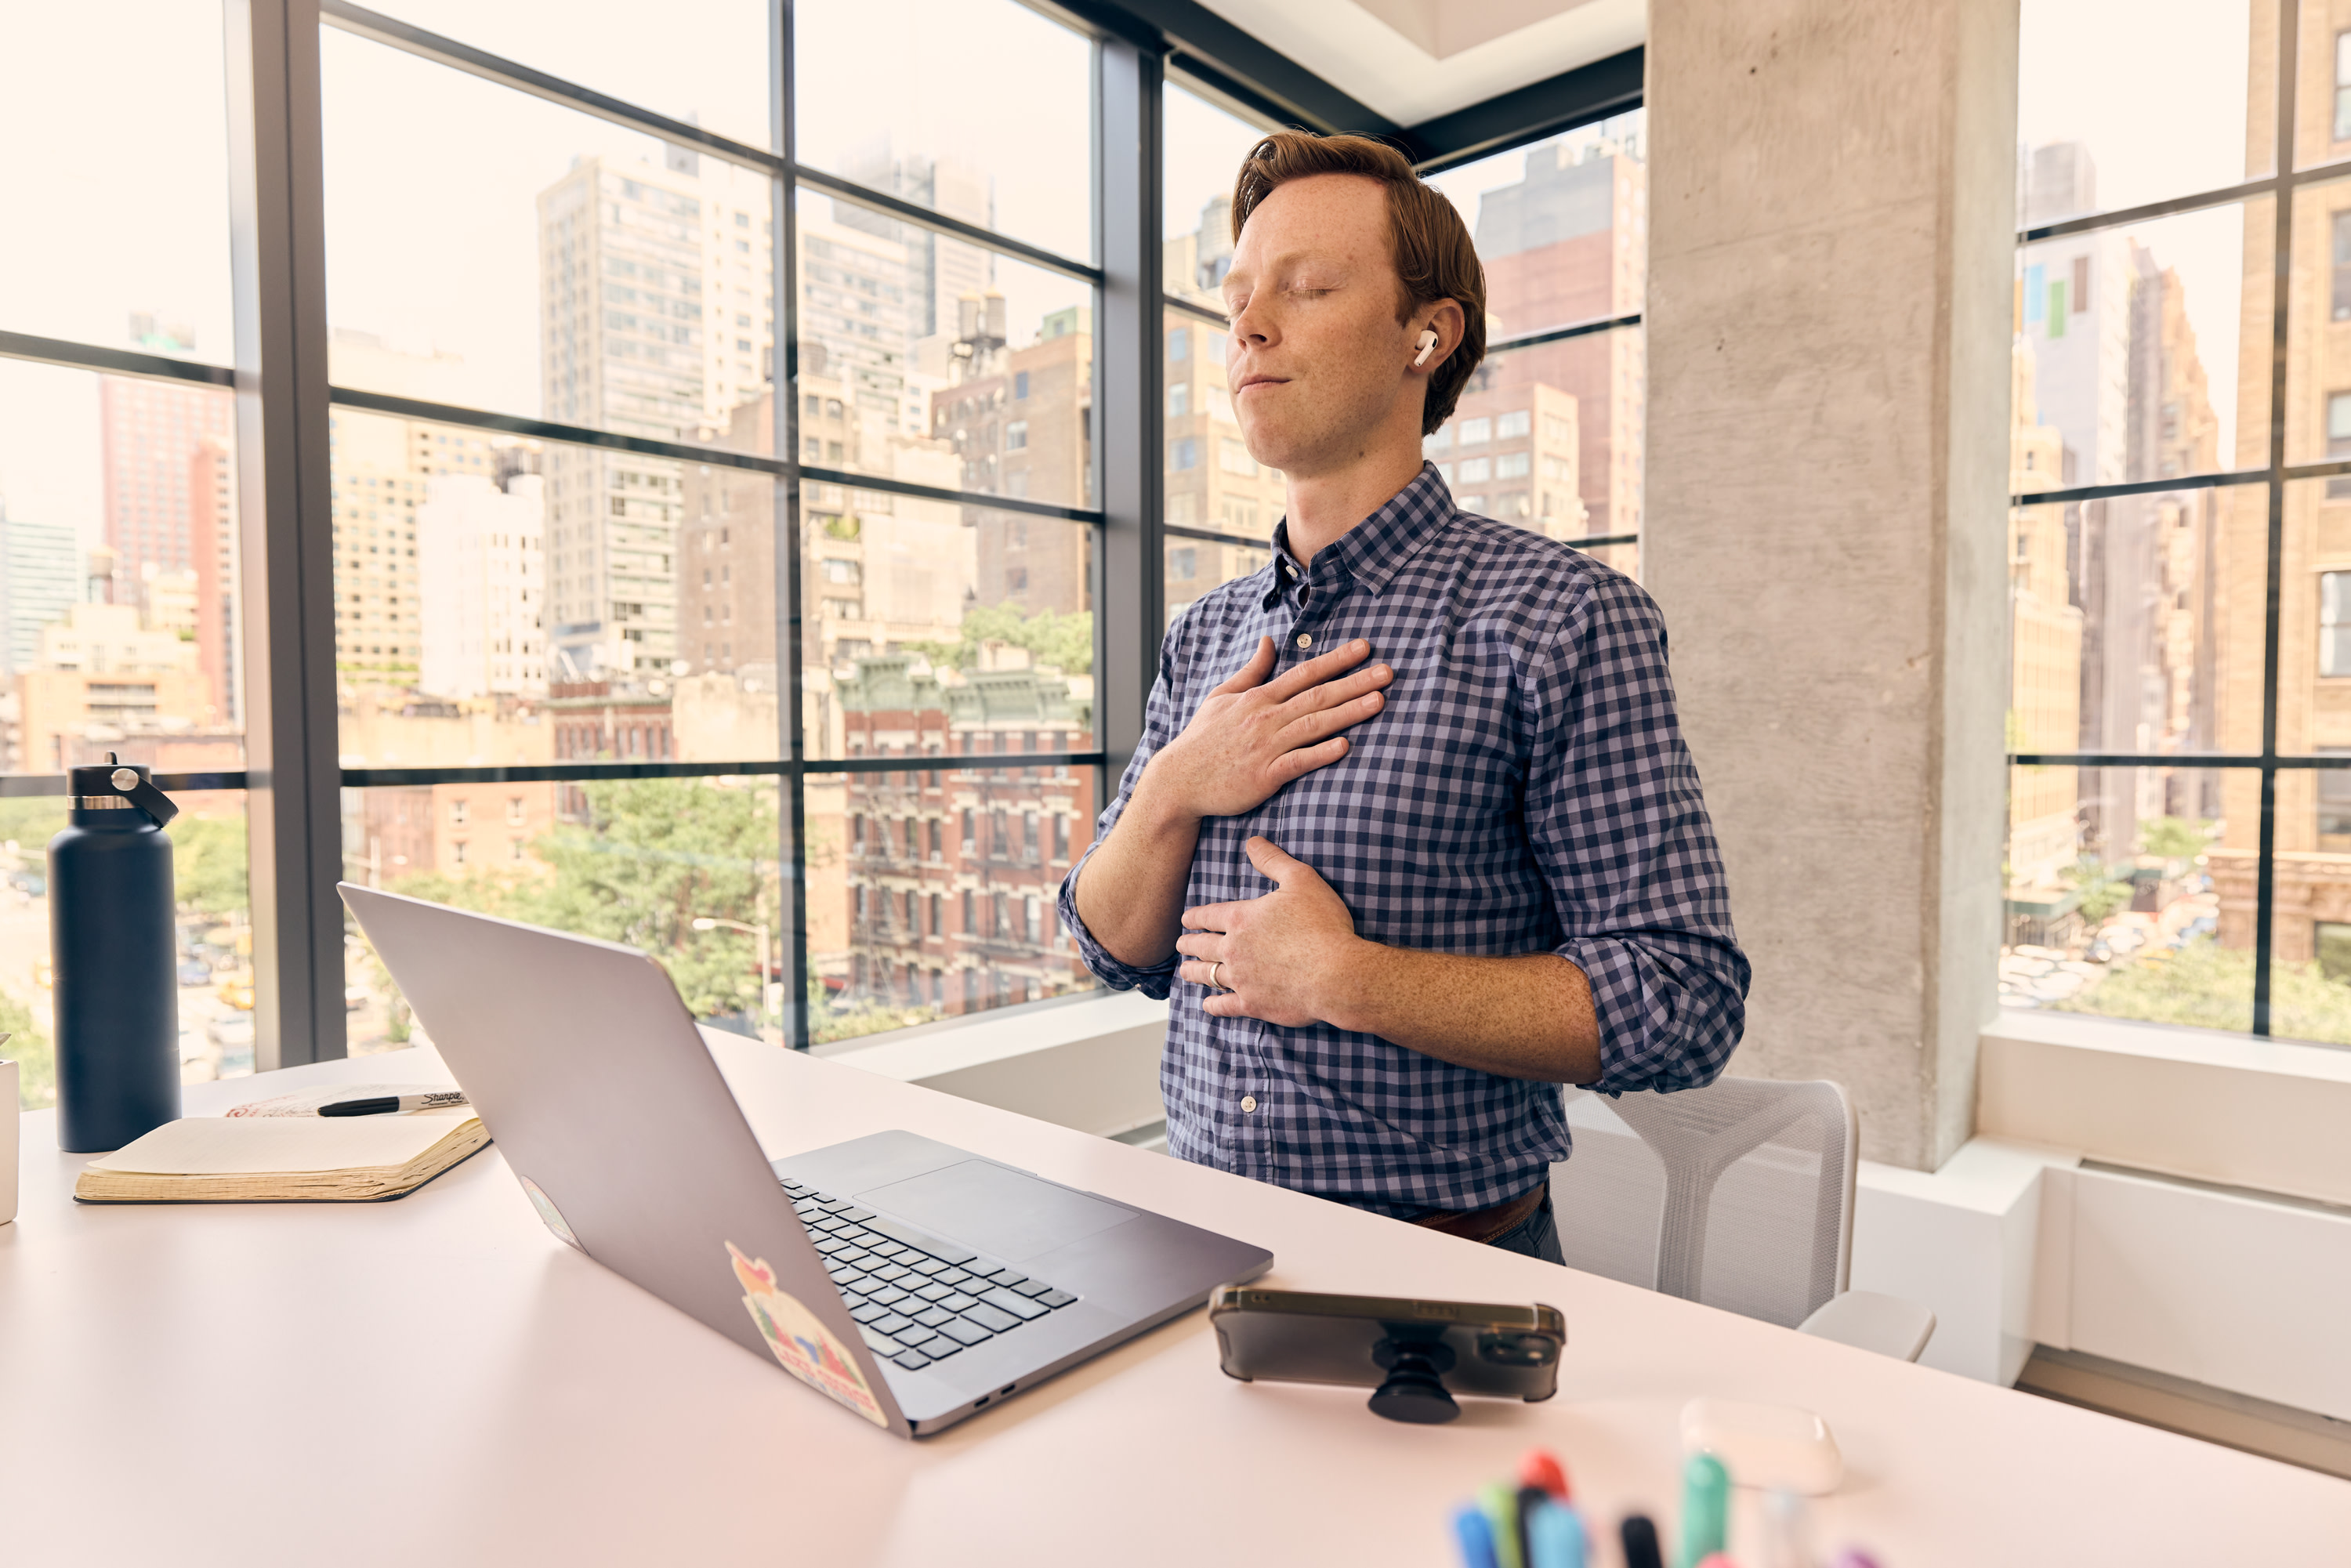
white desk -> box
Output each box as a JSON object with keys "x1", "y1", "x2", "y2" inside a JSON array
[{"x1": 3, "y1": 1037, "x2": 2345, "y2": 1566}]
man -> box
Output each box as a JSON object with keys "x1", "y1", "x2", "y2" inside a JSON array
[{"x1": 1058, "y1": 132, "x2": 1748, "y2": 1262}]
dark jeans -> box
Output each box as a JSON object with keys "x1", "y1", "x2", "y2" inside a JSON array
[{"x1": 1486, "y1": 1187, "x2": 1564, "y2": 1263}]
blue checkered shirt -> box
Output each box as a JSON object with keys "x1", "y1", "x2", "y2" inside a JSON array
[{"x1": 1060, "y1": 464, "x2": 1748, "y2": 1217}]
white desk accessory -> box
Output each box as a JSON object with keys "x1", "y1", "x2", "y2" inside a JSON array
[
  {"x1": 2, "y1": 1047, "x2": 16, "y2": 1226},
  {"x1": 1680, "y1": 1397, "x2": 1843, "y2": 1495}
]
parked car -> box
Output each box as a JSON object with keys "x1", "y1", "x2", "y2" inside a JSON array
[{"x1": 178, "y1": 959, "x2": 213, "y2": 987}]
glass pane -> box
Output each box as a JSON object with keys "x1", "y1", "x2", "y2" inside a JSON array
[
  {"x1": 1165, "y1": 535, "x2": 1273, "y2": 628},
  {"x1": 2284, "y1": 176, "x2": 2351, "y2": 467},
  {"x1": 2019, "y1": 0, "x2": 2273, "y2": 216},
  {"x1": 795, "y1": 189, "x2": 1093, "y2": 505},
  {"x1": 344, "y1": 775, "x2": 784, "y2": 1052},
  {"x1": 2016, "y1": 201, "x2": 2267, "y2": 486},
  {"x1": 1163, "y1": 81, "x2": 1277, "y2": 313},
  {"x1": 2009, "y1": 480, "x2": 2259, "y2": 762},
  {"x1": 802, "y1": 494, "x2": 1094, "y2": 760},
  {"x1": 0, "y1": 2, "x2": 234, "y2": 363},
  {"x1": 2277, "y1": 475, "x2": 2351, "y2": 758},
  {"x1": 1425, "y1": 107, "x2": 1648, "y2": 334},
  {"x1": 2003, "y1": 766, "x2": 2243, "y2": 1032},
  {"x1": 1428, "y1": 326, "x2": 1645, "y2": 541},
  {"x1": 323, "y1": 29, "x2": 779, "y2": 444},
  {"x1": 1164, "y1": 309, "x2": 1285, "y2": 542},
  {"x1": 806, "y1": 762, "x2": 1099, "y2": 1044},
  {"x1": 2298, "y1": 0, "x2": 2351, "y2": 170},
  {"x1": 2272, "y1": 757, "x2": 2351, "y2": 1042},
  {"x1": 0, "y1": 360, "x2": 247, "y2": 770},
  {"x1": 353, "y1": 2, "x2": 773, "y2": 150},
  {"x1": 793, "y1": 0, "x2": 1092, "y2": 265}
]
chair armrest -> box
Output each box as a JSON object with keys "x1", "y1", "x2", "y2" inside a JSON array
[{"x1": 1797, "y1": 1289, "x2": 1936, "y2": 1362}]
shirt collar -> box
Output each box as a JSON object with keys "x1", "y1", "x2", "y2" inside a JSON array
[{"x1": 1265, "y1": 462, "x2": 1457, "y2": 603}]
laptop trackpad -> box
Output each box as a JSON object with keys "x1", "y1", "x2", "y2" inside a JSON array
[{"x1": 859, "y1": 1159, "x2": 1136, "y2": 1262}]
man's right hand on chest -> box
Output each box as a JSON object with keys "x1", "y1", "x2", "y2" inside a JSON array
[{"x1": 1133, "y1": 636, "x2": 1393, "y2": 824}]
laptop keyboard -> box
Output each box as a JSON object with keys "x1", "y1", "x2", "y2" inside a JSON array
[{"x1": 783, "y1": 1179, "x2": 1080, "y2": 1373}]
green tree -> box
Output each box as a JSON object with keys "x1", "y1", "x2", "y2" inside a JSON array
[
  {"x1": 2139, "y1": 817, "x2": 2213, "y2": 862},
  {"x1": 911, "y1": 604, "x2": 1093, "y2": 675},
  {"x1": 504, "y1": 778, "x2": 778, "y2": 1020},
  {"x1": 2062, "y1": 856, "x2": 2132, "y2": 928},
  {"x1": 2058, "y1": 937, "x2": 2351, "y2": 1042},
  {"x1": 171, "y1": 813, "x2": 249, "y2": 920},
  {"x1": 0, "y1": 798, "x2": 65, "y2": 857},
  {"x1": 806, "y1": 970, "x2": 942, "y2": 1046}
]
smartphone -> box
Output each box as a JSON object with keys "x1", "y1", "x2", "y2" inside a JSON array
[{"x1": 1208, "y1": 1285, "x2": 1565, "y2": 1403}]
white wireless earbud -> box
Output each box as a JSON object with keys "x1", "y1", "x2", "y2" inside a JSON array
[{"x1": 1412, "y1": 329, "x2": 1439, "y2": 368}]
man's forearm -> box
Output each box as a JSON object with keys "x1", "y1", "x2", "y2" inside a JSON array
[
  {"x1": 1072, "y1": 776, "x2": 1204, "y2": 969},
  {"x1": 1320, "y1": 943, "x2": 1602, "y2": 1084}
]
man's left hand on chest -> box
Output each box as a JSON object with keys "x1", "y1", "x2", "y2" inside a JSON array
[{"x1": 1176, "y1": 836, "x2": 1363, "y2": 1025}]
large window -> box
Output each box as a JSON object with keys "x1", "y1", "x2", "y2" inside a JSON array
[
  {"x1": 2, "y1": 3, "x2": 1639, "y2": 1092},
  {"x1": 2001, "y1": 0, "x2": 2351, "y2": 1045}
]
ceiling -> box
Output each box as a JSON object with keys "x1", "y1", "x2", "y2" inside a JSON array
[{"x1": 1192, "y1": 0, "x2": 1644, "y2": 126}]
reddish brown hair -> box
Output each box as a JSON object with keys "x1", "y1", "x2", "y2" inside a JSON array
[{"x1": 1231, "y1": 131, "x2": 1487, "y2": 435}]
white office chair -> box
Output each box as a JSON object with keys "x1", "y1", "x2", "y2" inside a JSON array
[{"x1": 1549, "y1": 1077, "x2": 1936, "y2": 1362}]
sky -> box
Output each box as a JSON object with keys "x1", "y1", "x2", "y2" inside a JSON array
[{"x1": 0, "y1": 0, "x2": 2284, "y2": 556}]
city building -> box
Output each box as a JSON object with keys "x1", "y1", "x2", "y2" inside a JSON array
[
  {"x1": 417, "y1": 473, "x2": 548, "y2": 701},
  {"x1": 10, "y1": 602, "x2": 209, "y2": 772},
  {"x1": 2005, "y1": 336, "x2": 2085, "y2": 944},
  {"x1": 353, "y1": 780, "x2": 560, "y2": 882},
  {"x1": 831, "y1": 653, "x2": 1094, "y2": 1014},
  {"x1": 1426, "y1": 382, "x2": 1585, "y2": 538},
  {"x1": 1469, "y1": 128, "x2": 1647, "y2": 536},
  {"x1": 96, "y1": 350, "x2": 231, "y2": 591},
  {"x1": 0, "y1": 500, "x2": 80, "y2": 677},
  {"x1": 187, "y1": 436, "x2": 238, "y2": 725}
]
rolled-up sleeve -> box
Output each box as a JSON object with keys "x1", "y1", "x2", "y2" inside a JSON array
[
  {"x1": 1525, "y1": 573, "x2": 1751, "y2": 1093},
  {"x1": 1056, "y1": 621, "x2": 1190, "y2": 999}
]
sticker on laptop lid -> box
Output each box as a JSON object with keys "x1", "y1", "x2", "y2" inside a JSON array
[
  {"x1": 518, "y1": 1175, "x2": 585, "y2": 1253},
  {"x1": 728, "y1": 1241, "x2": 887, "y2": 1427}
]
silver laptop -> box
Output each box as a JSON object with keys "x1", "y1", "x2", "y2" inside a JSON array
[{"x1": 341, "y1": 884, "x2": 1272, "y2": 1437}]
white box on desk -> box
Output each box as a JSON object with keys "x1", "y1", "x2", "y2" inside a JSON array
[{"x1": 0, "y1": 1059, "x2": 15, "y2": 1224}]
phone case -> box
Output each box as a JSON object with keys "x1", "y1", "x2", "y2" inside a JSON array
[{"x1": 1208, "y1": 1285, "x2": 1565, "y2": 1401}]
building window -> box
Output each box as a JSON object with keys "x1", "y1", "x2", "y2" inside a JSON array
[
  {"x1": 1014, "y1": 371, "x2": 1029, "y2": 400},
  {"x1": 2325, "y1": 574, "x2": 2351, "y2": 676},
  {"x1": 2338, "y1": 31, "x2": 2351, "y2": 142},
  {"x1": 1219, "y1": 438, "x2": 1257, "y2": 476},
  {"x1": 2070, "y1": 254, "x2": 2088, "y2": 312},
  {"x1": 1167, "y1": 326, "x2": 1189, "y2": 360},
  {"x1": 1169, "y1": 436, "x2": 1199, "y2": 470},
  {"x1": 1005, "y1": 419, "x2": 1028, "y2": 451},
  {"x1": 1167, "y1": 382, "x2": 1190, "y2": 418},
  {"x1": 1456, "y1": 416, "x2": 1491, "y2": 447},
  {"x1": 1498, "y1": 410, "x2": 1530, "y2": 440},
  {"x1": 1169, "y1": 545, "x2": 1196, "y2": 577},
  {"x1": 449, "y1": 798, "x2": 469, "y2": 826},
  {"x1": 2335, "y1": 212, "x2": 2351, "y2": 323},
  {"x1": 2331, "y1": 395, "x2": 2351, "y2": 501}
]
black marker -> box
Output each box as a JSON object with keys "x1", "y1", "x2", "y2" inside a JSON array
[
  {"x1": 318, "y1": 1090, "x2": 469, "y2": 1117},
  {"x1": 1620, "y1": 1514, "x2": 1664, "y2": 1568}
]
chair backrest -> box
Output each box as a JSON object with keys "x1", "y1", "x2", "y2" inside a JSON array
[{"x1": 1549, "y1": 1077, "x2": 1856, "y2": 1328}]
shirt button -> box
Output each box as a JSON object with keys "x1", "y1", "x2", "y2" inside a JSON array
[
  {"x1": 1241, "y1": 1095, "x2": 1259, "y2": 1114},
  {"x1": 1295, "y1": 634, "x2": 1312, "y2": 650}
]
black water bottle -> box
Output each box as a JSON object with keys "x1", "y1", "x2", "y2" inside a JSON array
[{"x1": 51, "y1": 755, "x2": 182, "y2": 1152}]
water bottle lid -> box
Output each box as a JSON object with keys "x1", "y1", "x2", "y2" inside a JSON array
[{"x1": 67, "y1": 754, "x2": 179, "y2": 827}]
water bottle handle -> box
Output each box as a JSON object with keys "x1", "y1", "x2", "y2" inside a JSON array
[{"x1": 111, "y1": 770, "x2": 179, "y2": 829}]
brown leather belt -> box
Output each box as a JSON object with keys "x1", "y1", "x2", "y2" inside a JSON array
[{"x1": 1409, "y1": 1183, "x2": 1547, "y2": 1244}]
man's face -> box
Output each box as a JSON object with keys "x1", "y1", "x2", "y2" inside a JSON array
[{"x1": 1222, "y1": 174, "x2": 1421, "y2": 477}]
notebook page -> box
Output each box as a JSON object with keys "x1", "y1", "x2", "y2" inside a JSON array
[{"x1": 86, "y1": 1112, "x2": 477, "y2": 1175}]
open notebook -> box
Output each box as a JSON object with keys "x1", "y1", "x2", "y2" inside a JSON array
[{"x1": 74, "y1": 1110, "x2": 490, "y2": 1203}]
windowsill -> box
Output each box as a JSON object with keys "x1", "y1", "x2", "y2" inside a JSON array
[{"x1": 1978, "y1": 1008, "x2": 2351, "y2": 1208}]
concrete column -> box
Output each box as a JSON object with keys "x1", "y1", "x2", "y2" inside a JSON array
[{"x1": 1643, "y1": 0, "x2": 2020, "y2": 1170}]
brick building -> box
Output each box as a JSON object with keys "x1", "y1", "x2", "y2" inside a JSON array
[{"x1": 831, "y1": 654, "x2": 1094, "y2": 1015}]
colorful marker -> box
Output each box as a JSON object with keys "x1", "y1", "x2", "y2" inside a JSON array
[
  {"x1": 1453, "y1": 1504, "x2": 1501, "y2": 1568},
  {"x1": 1480, "y1": 1481, "x2": 1526, "y2": 1568},
  {"x1": 1679, "y1": 1451, "x2": 1730, "y2": 1568},
  {"x1": 1759, "y1": 1487, "x2": 1812, "y2": 1568},
  {"x1": 1525, "y1": 1496, "x2": 1587, "y2": 1568},
  {"x1": 1519, "y1": 1447, "x2": 1570, "y2": 1499},
  {"x1": 1621, "y1": 1514, "x2": 1665, "y2": 1568}
]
